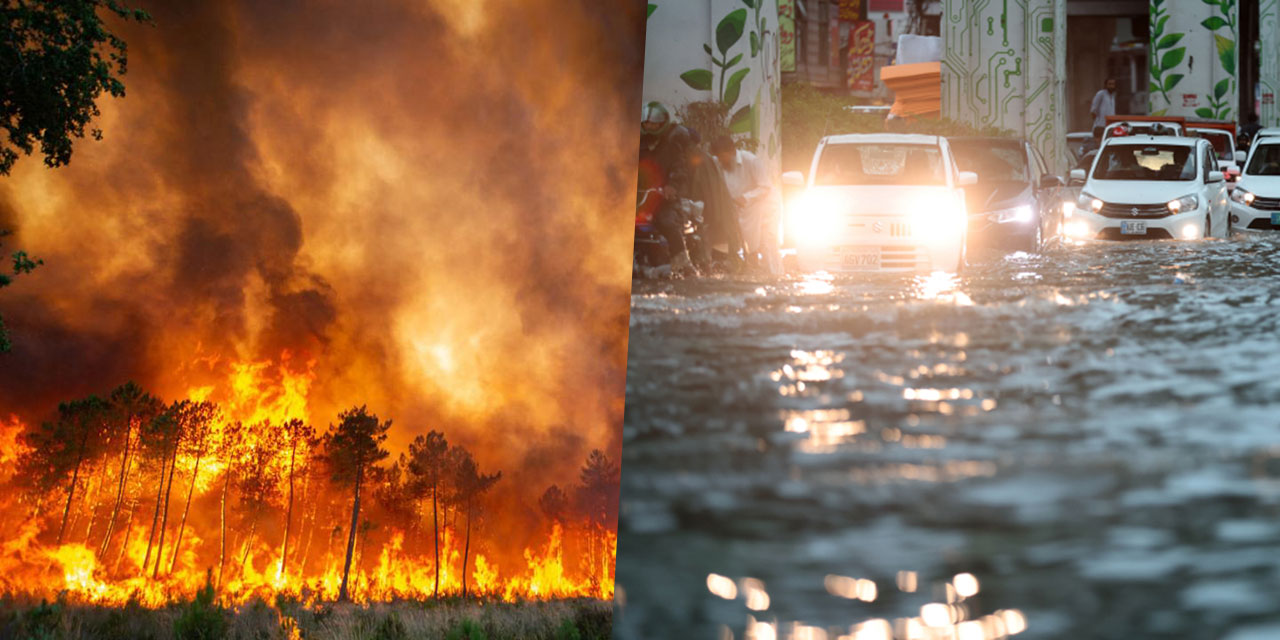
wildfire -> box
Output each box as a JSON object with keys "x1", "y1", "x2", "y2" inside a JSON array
[{"x1": 0, "y1": 356, "x2": 618, "y2": 608}]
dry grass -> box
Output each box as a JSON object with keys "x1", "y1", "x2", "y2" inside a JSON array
[{"x1": 0, "y1": 594, "x2": 612, "y2": 640}]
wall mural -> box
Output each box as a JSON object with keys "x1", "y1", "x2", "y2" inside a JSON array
[
  {"x1": 941, "y1": 0, "x2": 1067, "y2": 174},
  {"x1": 642, "y1": 0, "x2": 782, "y2": 171},
  {"x1": 1148, "y1": 0, "x2": 1237, "y2": 121}
]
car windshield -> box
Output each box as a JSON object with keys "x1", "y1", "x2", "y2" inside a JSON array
[
  {"x1": 1245, "y1": 144, "x2": 1280, "y2": 175},
  {"x1": 1092, "y1": 144, "x2": 1196, "y2": 181},
  {"x1": 1192, "y1": 130, "x2": 1233, "y2": 160},
  {"x1": 814, "y1": 143, "x2": 946, "y2": 186},
  {"x1": 950, "y1": 140, "x2": 1028, "y2": 183}
]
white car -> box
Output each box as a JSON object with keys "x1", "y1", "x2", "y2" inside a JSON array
[
  {"x1": 1067, "y1": 135, "x2": 1230, "y2": 240},
  {"x1": 1228, "y1": 138, "x2": 1280, "y2": 231},
  {"x1": 1188, "y1": 127, "x2": 1246, "y2": 178},
  {"x1": 781, "y1": 133, "x2": 976, "y2": 273}
]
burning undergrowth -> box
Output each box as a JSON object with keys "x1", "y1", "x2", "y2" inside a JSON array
[{"x1": 0, "y1": 0, "x2": 641, "y2": 606}]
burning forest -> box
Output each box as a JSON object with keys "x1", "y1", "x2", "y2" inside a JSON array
[{"x1": 0, "y1": 0, "x2": 642, "y2": 618}]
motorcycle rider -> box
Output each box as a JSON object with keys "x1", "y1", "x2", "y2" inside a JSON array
[{"x1": 639, "y1": 101, "x2": 698, "y2": 275}]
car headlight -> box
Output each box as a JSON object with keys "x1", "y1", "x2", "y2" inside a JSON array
[
  {"x1": 1077, "y1": 192, "x2": 1103, "y2": 213},
  {"x1": 1167, "y1": 194, "x2": 1198, "y2": 213},
  {"x1": 1230, "y1": 187, "x2": 1255, "y2": 205},
  {"x1": 989, "y1": 204, "x2": 1034, "y2": 224}
]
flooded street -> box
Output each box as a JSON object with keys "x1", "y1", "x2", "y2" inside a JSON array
[{"x1": 614, "y1": 234, "x2": 1280, "y2": 640}]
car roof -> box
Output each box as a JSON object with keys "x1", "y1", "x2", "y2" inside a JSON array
[
  {"x1": 1102, "y1": 134, "x2": 1198, "y2": 147},
  {"x1": 1255, "y1": 127, "x2": 1280, "y2": 136},
  {"x1": 1188, "y1": 127, "x2": 1230, "y2": 136},
  {"x1": 947, "y1": 136, "x2": 1024, "y2": 145},
  {"x1": 822, "y1": 133, "x2": 940, "y2": 145}
]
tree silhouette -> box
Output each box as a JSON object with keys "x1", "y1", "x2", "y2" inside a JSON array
[
  {"x1": 1, "y1": 1, "x2": 150, "y2": 175},
  {"x1": 213, "y1": 419, "x2": 245, "y2": 588},
  {"x1": 0, "y1": 230, "x2": 42, "y2": 352},
  {"x1": 234, "y1": 419, "x2": 286, "y2": 578},
  {"x1": 17, "y1": 396, "x2": 110, "y2": 545},
  {"x1": 321, "y1": 406, "x2": 390, "y2": 602},
  {"x1": 576, "y1": 449, "x2": 620, "y2": 587},
  {"x1": 97, "y1": 382, "x2": 161, "y2": 559},
  {"x1": 450, "y1": 447, "x2": 500, "y2": 598},
  {"x1": 539, "y1": 484, "x2": 569, "y2": 525},
  {"x1": 277, "y1": 418, "x2": 315, "y2": 582},
  {"x1": 406, "y1": 430, "x2": 449, "y2": 597},
  {"x1": 167, "y1": 401, "x2": 218, "y2": 575}
]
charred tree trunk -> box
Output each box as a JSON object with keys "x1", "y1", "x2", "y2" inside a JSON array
[
  {"x1": 141, "y1": 445, "x2": 170, "y2": 574},
  {"x1": 239, "y1": 515, "x2": 259, "y2": 579},
  {"x1": 462, "y1": 499, "x2": 472, "y2": 599},
  {"x1": 152, "y1": 437, "x2": 181, "y2": 579},
  {"x1": 279, "y1": 439, "x2": 297, "y2": 580},
  {"x1": 217, "y1": 467, "x2": 232, "y2": 589},
  {"x1": 99, "y1": 417, "x2": 134, "y2": 557},
  {"x1": 432, "y1": 483, "x2": 440, "y2": 598},
  {"x1": 113, "y1": 495, "x2": 138, "y2": 573},
  {"x1": 337, "y1": 467, "x2": 363, "y2": 602},
  {"x1": 168, "y1": 447, "x2": 203, "y2": 574},
  {"x1": 55, "y1": 429, "x2": 92, "y2": 545}
]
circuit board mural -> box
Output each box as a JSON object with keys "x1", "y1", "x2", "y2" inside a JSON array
[
  {"x1": 941, "y1": 0, "x2": 1068, "y2": 174},
  {"x1": 1148, "y1": 0, "x2": 1237, "y2": 121},
  {"x1": 1260, "y1": 0, "x2": 1279, "y2": 126}
]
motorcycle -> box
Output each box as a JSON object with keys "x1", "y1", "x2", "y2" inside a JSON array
[{"x1": 634, "y1": 187, "x2": 707, "y2": 278}]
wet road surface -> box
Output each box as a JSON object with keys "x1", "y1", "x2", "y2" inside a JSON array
[{"x1": 614, "y1": 234, "x2": 1280, "y2": 640}]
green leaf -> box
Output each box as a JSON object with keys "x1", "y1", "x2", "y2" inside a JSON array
[
  {"x1": 1160, "y1": 47, "x2": 1186, "y2": 72},
  {"x1": 1156, "y1": 33, "x2": 1184, "y2": 50},
  {"x1": 1162, "y1": 73, "x2": 1183, "y2": 93},
  {"x1": 723, "y1": 67, "x2": 751, "y2": 107},
  {"x1": 742, "y1": 0, "x2": 755, "y2": 7},
  {"x1": 1200, "y1": 0, "x2": 1219, "y2": 5},
  {"x1": 1214, "y1": 77, "x2": 1230, "y2": 100},
  {"x1": 716, "y1": 9, "x2": 748, "y2": 55},
  {"x1": 647, "y1": 3, "x2": 656, "y2": 18},
  {"x1": 1201, "y1": 16, "x2": 1227, "y2": 30},
  {"x1": 1152, "y1": 108, "x2": 1168, "y2": 116},
  {"x1": 1195, "y1": 107, "x2": 1216, "y2": 118},
  {"x1": 729, "y1": 105, "x2": 753, "y2": 133},
  {"x1": 1155, "y1": 15, "x2": 1170, "y2": 38},
  {"x1": 1149, "y1": 81, "x2": 1160, "y2": 94},
  {"x1": 726, "y1": 53, "x2": 744, "y2": 68},
  {"x1": 751, "y1": 31, "x2": 760, "y2": 57},
  {"x1": 1215, "y1": 34, "x2": 1236, "y2": 75},
  {"x1": 680, "y1": 69, "x2": 714, "y2": 91}
]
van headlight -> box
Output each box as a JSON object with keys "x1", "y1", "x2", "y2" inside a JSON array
[
  {"x1": 1230, "y1": 187, "x2": 1255, "y2": 205},
  {"x1": 1167, "y1": 194, "x2": 1198, "y2": 213},
  {"x1": 1077, "y1": 192, "x2": 1103, "y2": 213}
]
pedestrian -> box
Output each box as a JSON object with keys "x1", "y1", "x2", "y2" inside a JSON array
[
  {"x1": 1241, "y1": 112, "x2": 1262, "y2": 148},
  {"x1": 639, "y1": 101, "x2": 698, "y2": 275},
  {"x1": 1090, "y1": 77, "x2": 1118, "y2": 142},
  {"x1": 710, "y1": 135, "x2": 781, "y2": 276}
]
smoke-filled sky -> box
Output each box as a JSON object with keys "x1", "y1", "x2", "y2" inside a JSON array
[{"x1": 0, "y1": 0, "x2": 642, "y2": 495}]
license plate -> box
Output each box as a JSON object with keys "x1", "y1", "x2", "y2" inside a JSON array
[
  {"x1": 1272, "y1": 213, "x2": 1280, "y2": 225},
  {"x1": 840, "y1": 247, "x2": 881, "y2": 270},
  {"x1": 1120, "y1": 221, "x2": 1147, "y2": 235}
]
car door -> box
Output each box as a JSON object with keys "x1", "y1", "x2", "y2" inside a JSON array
[
  {"x1": 1201, "y1": 141, "x2": 1227, "y2": 236},
  {"x1": 1028, "y1": 144, "x2": 1059, "y2": 240}
]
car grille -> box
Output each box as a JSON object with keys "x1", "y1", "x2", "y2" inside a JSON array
[
  {"x1": 1096, "y1": 202, "x2": 1172, "y2": 219},
  {"x1": 1246, "y1": 218, "x2": 1280, "y2": 230},
  {"x1": 1250, "y1": 196, "x2": 1280, "y2": 211},
  {"x1": 847, "y1": 219, "x2": 914, "y2": 238},
  {"x1": 1096, "y1": 227, "x2": 1174, "y2": 240}
]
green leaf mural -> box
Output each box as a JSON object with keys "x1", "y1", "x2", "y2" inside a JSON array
[
  {"x1": 729, "y1": 105, "x2": 753, "y2": 133},
  {"x1": 1201, "y1": 16, "x2": 1227, "y2": 29},
  {"x1": 647, "y1": 3, "x2": 656, "y2": 18},
  {"x1": 1214, "y1": 77, "x2": 1231, "y2": 100},
  {"x1": 680, "y1": 69, "x2": 714, "y2": 91},
  {"x1": 724, "y1": 67, "x2": 751, "y2": 108},
  {"x1": 716, "y1": 9, "x2": 747, "y2": 55},
  {"x1": 1160, "y1": 48, "x2": 1186, "y2": 71},
  {"x1": 1148, "y1": 0, "x2": 1187, "y2": 109},
  {"x1": 1215, "y1": 34, "x2": 1235, "y2": 75}
]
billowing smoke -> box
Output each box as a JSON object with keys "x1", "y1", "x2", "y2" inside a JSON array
[{"x1": 0, "y1": 0, "x2": 641, "y2": 554}]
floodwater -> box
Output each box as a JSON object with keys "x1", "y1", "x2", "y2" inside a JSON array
[{"x1": 614, "y1": 234, "x2": 1280, "y2": 640}]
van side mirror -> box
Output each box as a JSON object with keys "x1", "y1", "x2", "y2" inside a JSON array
[
  {"x1": 1069, "y1": 168, "x2": 1086, "y2": 182},
  {"x1": 1234, "y1": 150, "x2": 1247, "y2": 164},
  {"x1": 1208, "y1": 170, "x2": 1225, "y2": 183},
  {"x1": 782, "y1": 171, "x2": 806, "y2": 187},
  {"x1": 1039, "y1": 174, "x2": 1064, "y2": 189},
  {"x1": 958, "y1": 171, "x2": 978, "y2": 186}
]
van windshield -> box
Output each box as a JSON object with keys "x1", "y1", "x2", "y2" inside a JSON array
[
  {"x1": 814, "y1": 144, "x2": 947, "y2": 186},
  {"x1": 1092, "y1": 144, "x2": 1196, "y2": 181}
]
